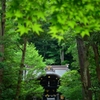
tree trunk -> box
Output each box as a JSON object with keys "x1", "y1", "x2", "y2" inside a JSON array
[
  {"x1": 60, "y1": 49, "x2": 64, "y2": 64},
  {"x1": 0, "y1": 0, "x2": 6, "y2": 99},
  {"x1": 15, "y1": 38, "x2": 27, "y2": 100},
  {"x1": 92, "y1": 44, "x2": 100, "y2": 84},
  {"x1": 76, "y1": 37, "x2": 92, "y2": 100},
  {"x1": 92, "y1": 44, "x2": 100, "y2": 100}
]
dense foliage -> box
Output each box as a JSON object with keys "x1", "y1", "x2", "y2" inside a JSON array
[
  {"x1": 1, "y1": 33, "x2": 45, "y2": 100},
  {"x1": 58, "y1": 70, "x2": 83, "y2": 100},
  {"x1": 0, "y1": 0, "x2": 100, "y2": 100}
]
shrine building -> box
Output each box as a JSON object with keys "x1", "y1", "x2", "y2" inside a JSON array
[{"x1": 38, "y1": 65, "x2": 69, "y2": 100}]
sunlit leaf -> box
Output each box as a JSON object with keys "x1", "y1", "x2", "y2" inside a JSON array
[
  {"x1": 6, "y1": 11, "x2": 13, "y2": 18},
  {"x1": 57, "y1": 14, "x2": 67, "y2": 24},
  {"x1": 17, "y1": 24, "x2": 29, "y2": 35},
  {"x1": 83, "y1": 17, "x2": 88, "y2": 25},
  {"x1": 32, "y1": 23, "x2": 43, "y2": 34},
  {"x1": 67, "y1": 21, "x2": 75, "y2": 29},
  {"x1": 81, "y1": 30, "x2": 90, "y2": 37},
  {"x1": 14, "y1": 10, "x2": 23, "y2": 18},
  {"x1": 86, "y1": 4, "x2": 94, "y2": 11},
  {"x1": 37, "y1": 11, "x2": 46, "y2": 21},
  {"x1": 49, "y1": 26, "x2": 58, "y2": 34}
]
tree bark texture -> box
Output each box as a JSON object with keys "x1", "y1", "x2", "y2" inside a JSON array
[
  {"x1": 76, "y1": 37, "x2": 92, "y2": 100},
  {"x1": 92, "y1": 44, "x2": 100, "y2": 84},
  {"x1": 92, "y1": 44, "x2": 100, "y2": 100},
  {"x1": 0, "y1": 0, "x2": 6, "y2": 99},
  {"x1": 60, "y1": 49, "x2": 64, "y2": 64},
  {"x1": 15, "y1": 38, "x2": 27, "y2": 100}
]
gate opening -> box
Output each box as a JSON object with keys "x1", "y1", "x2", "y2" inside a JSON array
[{"x1": 39, "y1": 74, "x2": 60, "y2": 100}]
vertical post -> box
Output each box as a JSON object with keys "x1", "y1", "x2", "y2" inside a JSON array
[{"x1": 57, "y1": 93, "x2": 59, "y2": 100}]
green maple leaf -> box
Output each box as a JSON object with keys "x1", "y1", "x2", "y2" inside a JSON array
[
  {"x1": 33, "y1": 10, "x2": 46, "y2": 21},
  {"x1": 49, "y1": 26, "x2": 58, "y2": 34},
  {"x1": 6, "y1": 11, "x2": 13, "y2": 18},
  {"x1": 17, "y1": 24, "x2": 29, "y2": 35},
  {"x1": 32, "y1": 23, "x2": 43, "y2": 34},
  {"x1": 57, "y1": 14, "x2": 66, "y2": 24},
  {"x1": 81, "y1": 29, "x2": 90, "y2": 37},
  {"x1": 86, "y1": 4, "x2": 94, "y2": 11},
  {"x1": 37, "y1": 11, "x2": 46, "y2": 21},
  {"x1": 74, "y1": 26, "x2": 81, "y2": 34},
  {"x1": 67, "y1": 21, "x2": 75, "y2": 29},
  {"x1": 25, "y1": 20, "x2": 32, "y2": 27},
  {"x1": 83, "y1": 17, "x2": 88, "y2": 25},
  {"x1": 48, "y1": 26, "x2": 64, "y2": 41},
  {"x1": 14, "y1": 10, "x2": 23, "y2": 18}
]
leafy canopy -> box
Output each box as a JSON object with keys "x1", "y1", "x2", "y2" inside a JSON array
[
  {"x1": 6, "y1": 0, "x2": 47, "y2": 35},
  {"x1": 47, "y1": 0, "x2": 100, "y2": 38}
]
